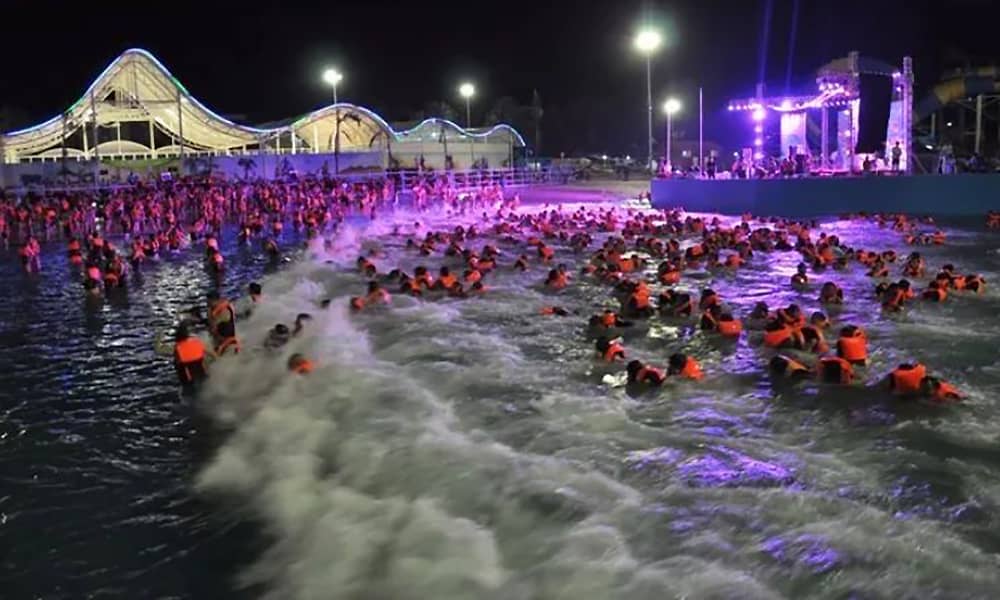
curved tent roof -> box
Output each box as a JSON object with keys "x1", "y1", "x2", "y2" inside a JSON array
[{"x1": 1, "y1": 49, "x2": 526, "y2": 161}]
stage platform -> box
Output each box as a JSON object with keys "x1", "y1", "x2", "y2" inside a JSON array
[{"x1": 650, "y1": 174, "x2": 1000, "y2": 217}]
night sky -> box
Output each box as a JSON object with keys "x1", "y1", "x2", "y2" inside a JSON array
[{"x1": 1, "y1": 0, "x2": 998, "y2": 155}]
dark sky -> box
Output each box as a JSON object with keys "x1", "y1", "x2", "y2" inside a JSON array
[{"x1": 2, "y1": 0, "x2": 999, "y2": 154}]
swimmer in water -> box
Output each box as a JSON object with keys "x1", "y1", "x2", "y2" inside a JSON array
[
  {"x1": 626, "y1": 360, "x2": 667, "y2": 386},
  {"x1": 288, "y1": 353, "x2": 314, "y2": 374},
  {"x1": 265, "y1": 324, "x2": 291, "y2": 349},
  {"x1": 769, "y1": 354, "x2": 813, "y2": 382},
  {"x1": 667, "y1": 353, "x2": 704, "y2": 380},
  {"x1": 595, "y1": 336, "x2": 626, "y2": 363}
]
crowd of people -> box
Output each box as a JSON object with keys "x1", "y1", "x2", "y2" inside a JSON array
[
  {"x1": 320, "y1": 205, "x2": 988, "y2": 404},
  {"x1": 4, "y1": 171, "x2": 993, "y2": 402}
]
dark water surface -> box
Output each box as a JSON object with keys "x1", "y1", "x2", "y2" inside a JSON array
[{"x1": 2, "y1": 206, "x2": 1000, "y2": 599}]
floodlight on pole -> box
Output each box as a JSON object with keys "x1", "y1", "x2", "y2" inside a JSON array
[
  {"x1": 634, "y1": 28, "x2": 663, "y2": 173},
  {"x1": 662, "y1": 97, "x2": 681, "y2": 172},
  {"x1": 323, "y1": 68, "x2": 343, "y2": 104},
  {"x1": 459, "y1": 82, "x2": 475, "y2": 128}
]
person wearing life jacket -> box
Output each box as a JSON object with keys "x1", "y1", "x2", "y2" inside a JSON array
[
  {"x1": 809, "y1": 311, "x2": 831, "y2": 330},
  {"x1": 658, "y1": 263, "x2": 681, "y2": 285},
  {"x1": 746, "y1": 302, "x2": 771, "y2": 329},
  {"x1": 357, "y1": 256, "x2": 377, "y2": 277},
  {"x1": 799, "y1": 323, "x2": 830, "y2": 354},
  {"x1": 265, "y1": 324, "x2": 292, "y2": 349},
  {"x1": 207, "y1": 292, "x2": 239, "y2": 355},
  {"x1": 897, "y1": 279, "x2": 916, "y2": 300},
  {"x1": 888, "y1": 362, "x2": 927, "y2": 396},
  {"x1": 538, "y1": 243, "x2": 555, "y2": 263},
  {"x1": 790, "y1": 263, "x2": 809, "y2": 288},
  {"x1": 769, "y1": 354, "x2": 813, "y2": 382},
  {"x1": 85, "y1": 262, "x2": 103, "y2": 285},
  {"x1": 964, "y1": 274, "x2": 986, "y2": 294},
  {"x1": 625, "y1": 282, "x2": 653, "y2": 317},
  {"x1": 595, "y1": 309, "x2": 631, "y2": 330},
  {"x1": 364, "y1": 281, "x2": 391, "y2": 306},
  {"x1": 172, "y1": 325, "x2": 211, "y2": 386},
  {"x1": 819, "y1": 282, "x2": 843, "y2": 305},
  {"x1": 433, "y1": 267, "x2": 458, "y2": 291},
  {"x1": 881, "y1": 283, "x2": 906, "y2": 312},
  {"x1": 398, "y1": 274, "x2": 422, "y2": 297},
  {"x1": 288, "y1": 353, "x2": 314, "y2": 375},
  {"x1": 349, "y1": 296, "x2": 366, "y2": 311},
  {"x1": 716, "y1": 312, "x2": 743, "y2": 338},
  {"x1": 698, "y1": 288, "x2": 720, "y2": 311},
  {"x1": 699, "y1": 305, "x2": 722, "y2": 331},
  {"x1": 595, "y1": 337, "x2": 626, "y2": 363},
  {"x1": 545, "y1": 268, "x2": 569, "y2": 290},
  {"x1": 836, "y1": 325, "x2": 868, "y2": 365},
  {"x1": 464, "y1": 269, "x2": 482, "y2": 284},
  {"x1": 667, "y1": 353, "x2": 704, "y2": 380},
  {"x1": 817, "y1": 356, "x2": 854, "y2": 384},
  {"x1": 626, "y1": 360, "x2": 667, "y2": 386},
  {"x1": 514, "y1": 254, "x2": 529, "y2": 271},
  {"x1": 920, "y1": 376, "x2": 963, "y2": 404},
  {"x1": 541, "y1": 306, "x2": 570, "y2": 316},
  {"x1": 776, "y1": 304, "x2": 806, "y2": 328},
  {"x1": 931, "y1": 230, "x2": 946, "y2": 245},
  {"x1": 867, "y1": 260, "x2": 889, "y2": 278},
  {"x1": 921, "y1": 280, "x2": 947, "y2": 302},
  {"x1": 902, "y1": 253, "x2": 925, "y2": 278},
  {"x1": 763, "y1": 318, "x2": 803, "y2": 349}
]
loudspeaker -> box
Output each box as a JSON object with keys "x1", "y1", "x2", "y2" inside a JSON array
[{"x1": 856, "y1": 74, "x2": 893, "y2": 154}]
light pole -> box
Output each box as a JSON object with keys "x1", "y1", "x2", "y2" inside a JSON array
[
  {"x1": 322, "y1": 68, "x2": 344, "y2": 173},
  {"x1": 663, "y1": 98, "x2": 681, "y2": 173},
  {"x1": 323, "y1": 68, "x2": 343, "y2": 104},
  {"x1": 459, "y1": 82, "x2": 475, "y2": 170},
  {"x1": 634, "y1": 28, "x2": 662, "y2": 173}
]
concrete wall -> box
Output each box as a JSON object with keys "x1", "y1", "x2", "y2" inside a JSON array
[{"x1": 651, "y1": 174, "x2": 1000, "y2": 216}]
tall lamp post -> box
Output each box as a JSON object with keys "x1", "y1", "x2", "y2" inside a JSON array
[
  {"x1": 634, "y1": 28, "x2": 662, "y2": 173},
  {"x1": 459, "y1": 82, "x2": 476, "y2": 170},
  {"x1": 323, "y1": 68, "x2": 344, "y2": 173},
  {"x1": 663, "y1": 98, "x2": 681, "y2": 173},
  {"x1": 323, "y1": 68, "x2": 343, "y2": 104}
]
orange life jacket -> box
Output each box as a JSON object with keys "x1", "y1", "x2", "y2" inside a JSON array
[
  {"x1": 932, "y1": 380, "x2": 961, "y2": 402},
  {"x1": 464, "y1": 270, "x2": 482, "y2": 284},
  {"x1": 636, "y1": 365, "x2": 666, "y2": 384},
  {"x1": 718, "y1": 319, "x2": 743, "y2": 337},
  {"x1": 630, "y1": 291, "x2": 650, "y2": 310},
  {"x1": 174, "y1": 337, "x2": 206, "y2": 363},
  {"x1": 819, "y1": 356, "x2": 854, "y2": 384},
  {"x1": 890, "y1": 363, "x2": 926, "y2": 395},
  {"x1": 763, "y1": 326, "x2": 792, "y2": 348},
  {"x1": 438, "y1": 274, "x2": 458, "y2": 289},
  {"x1": 659, "y1": 270, "x2": 681, "y2": 285},
  {"x1": 603, "y1": 342, "x2": 625, "y2": 362},
  {"x1": 679, "y1": 357, "x2": 704, "y2": 380},
  {"x1": 293, "y1": 360, "x2": 314, "y2": 374},
  {"x1": 837, "y1": 332, "x2": 867, "y2": 364},
  {"x1": 601, "y1": 312, "x2": 618, "y2": 327},
  {"x1": 548, "y1": 273, "x2": 568, "y2": 289}
]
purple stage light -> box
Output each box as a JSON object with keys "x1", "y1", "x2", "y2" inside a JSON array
[
  {"x1": 752, "y1": 108, "x2": 766, "y2": 122},
  {"x1": 754, "y1": 137, "x2": 763, "y2": 146},
  {"x1": 780, "y1": 99, "x2": 792, "y2": 110}
]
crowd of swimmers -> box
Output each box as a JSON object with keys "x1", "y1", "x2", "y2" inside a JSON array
[
  {"x1": 4, "y1": 175, "x2": 993, "y2": 400},
  {"x1": 336, "y1": 206, "x2": 990, "y2": 405}
]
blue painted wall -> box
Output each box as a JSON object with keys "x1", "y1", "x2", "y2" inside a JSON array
[{"x1": 651, "y1": 174, "x2": 1000, "y2": 216}]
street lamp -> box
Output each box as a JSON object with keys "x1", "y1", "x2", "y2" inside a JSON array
[
  {"x1": 459, "y1": 82, "x2": 475, "y2": 127},
  {"x1": 323, "y1": 68, "x2": 343, "y2": 104},
  {"x1": 634, "y1": 28, "x2": 662, "y2": 173},
  {"x1": 663, "y1": 98, "x2": 681, "y2": 172},
  {"x1": 459, "y1": 82, "x2": 476, "y2": 170}
]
